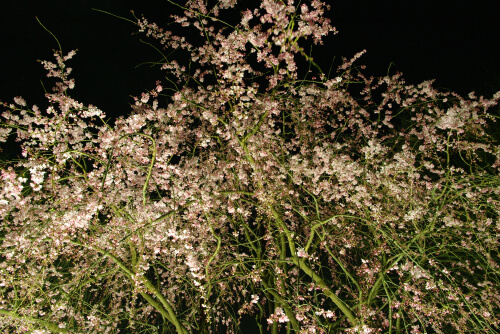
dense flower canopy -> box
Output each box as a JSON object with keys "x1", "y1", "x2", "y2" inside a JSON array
[{"x1": 1, "y1": 0, "x2": 499, "y2": 333}]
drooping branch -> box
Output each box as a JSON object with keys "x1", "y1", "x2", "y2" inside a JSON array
[{"x1": 70, "y1": 239, "x2": 189, "y2": 334}]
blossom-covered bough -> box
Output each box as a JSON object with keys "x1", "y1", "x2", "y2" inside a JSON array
[{"x1": 1, "y1": 0, "x2": 499, "y2": 333}]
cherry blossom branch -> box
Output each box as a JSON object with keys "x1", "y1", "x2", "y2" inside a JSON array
[
  {"x1": 69, "y1": 239, "x2": 188, "y2": 334},
  {"x1": 269, "y1": 204, "x2": 359, "y2": 327}
]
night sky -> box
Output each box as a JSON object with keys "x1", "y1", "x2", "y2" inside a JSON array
[{"x1": 1, "y1": 0, "x2": 499, "y2": 123}]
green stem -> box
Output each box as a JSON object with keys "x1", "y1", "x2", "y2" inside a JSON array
[
  {"x1": 269, "y1": 206, "x2": 359, "y2": 327},
  {"x1": 261, "y1": 278, "x2": 300, "y2": 332},
  {"x1": 0, "y1": 309, "x2": 69, "y2": 333},
  {"x1": 71, "y1": 240, "x2": 189, "y2": 334}
]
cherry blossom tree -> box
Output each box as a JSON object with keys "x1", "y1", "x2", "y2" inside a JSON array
[{"x1": 1, "y1": 0, "x2": 499, "y2": 333}]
